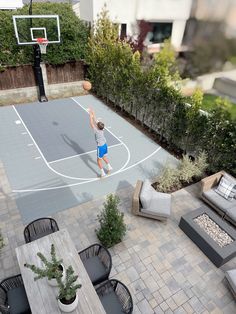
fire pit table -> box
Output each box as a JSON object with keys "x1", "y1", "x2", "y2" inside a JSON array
[{"x1": 179, "y1": 207, "x2": 236, "y2": 267}]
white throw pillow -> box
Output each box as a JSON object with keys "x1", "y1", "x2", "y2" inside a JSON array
[
  {"x1": 140, "y1": 180, "x2": 154, "y2": 209},
  {"x1": 215, "y1": 176, "x2": 236, "y2": 200}
]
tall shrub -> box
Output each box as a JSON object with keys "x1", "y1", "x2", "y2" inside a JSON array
[
  {"x1": 96, "y1": 194, "x2": 126, "y2": 248},
  {"x1": 86, "y1": 9, "x2": 236, "y2": 176}
]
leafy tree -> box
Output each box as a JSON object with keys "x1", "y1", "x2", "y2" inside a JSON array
[
  {"x1": 0, "y1": 3, "x2": 89, "y2": 66},
  {"x1": 96, "y1": 194, "x2": 126, "y2": 248},
  {"x1": 203, "y1": 105, "x2": 236, "y2": 175}
]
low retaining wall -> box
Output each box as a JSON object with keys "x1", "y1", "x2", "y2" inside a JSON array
[
  {"x1": 0, "y1": 81, "x2": 86, "y2": 105},
  {"x1": 213, "y1": 77, "x2": 236, "y2": 99},
  {"x1": 0, "y1": 63, "x2": 86, "y2": 105}
]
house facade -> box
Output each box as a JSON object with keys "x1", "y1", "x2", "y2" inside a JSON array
[
  {"x1": 79, "y1": 0, "x2": 193, "y2": 51},
  {"x1": 0, "y1": 0, "x2": 23, "y2": 9}
]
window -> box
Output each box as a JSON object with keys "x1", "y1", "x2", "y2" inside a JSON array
[
  {"x1": 120, "y1": 24, "x2": 127, "y2": 40},
  {"x1": 149, "y1": 22, "x2": 172, "y2": 43}
]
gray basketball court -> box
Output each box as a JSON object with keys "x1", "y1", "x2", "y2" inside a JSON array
[{"x1": 0, "y1": 95, "x2": 178, "y2": 223}]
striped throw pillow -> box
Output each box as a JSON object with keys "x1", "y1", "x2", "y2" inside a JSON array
[{"x1": 215, "y1": 176, "x2": 236, "y2": 200}]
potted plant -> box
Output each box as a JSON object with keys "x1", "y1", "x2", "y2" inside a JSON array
[
  {"x1": 57, "y1": 265, "x2": 82, "y2": 312},
  {"x1": 24, "y1": 244, "x2": 65, "y2": 286},
  {"x1": 96, "y1": 194, "x2": 126, "y2": 248}
]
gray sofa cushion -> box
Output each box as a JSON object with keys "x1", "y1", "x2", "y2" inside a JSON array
[
  {"x1": 141, "y1": 191, "x2": 171, "y2": 217},
  {"x1": 224, "y1": 173, "x2": 236, "y2": 186},
  {"x1": 226, "y1": 269, "x2": 236, "y2": 295},
  {"x1": 140, "y1": 180, "x2": 154, "y2": 209},
  {"x1": 226, "y1": 204, "x2": 236, "y2": 222},
  {"x1": 202, "y1": 189, "x2": 233, "y2": 213}
]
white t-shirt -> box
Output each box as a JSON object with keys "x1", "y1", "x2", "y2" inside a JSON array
[{"x1": 94, "y1": 128, "x2": 106, "y2": 146}]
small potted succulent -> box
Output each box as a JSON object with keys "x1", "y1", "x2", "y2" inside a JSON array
[
  {"x1": 57, "y1": 265, "x2": 82, "y2": 312},
  {"x1": 24, "y1": 244, "x2": 65, "y2": 286}
]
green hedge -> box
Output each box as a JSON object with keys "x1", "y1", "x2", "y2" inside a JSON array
[
  {"x1": 86, "y1": 11, "x2": 236, "y2": 176},
  {"x1": 0, "y1": 3, "x2": 89, "y2": 67}
]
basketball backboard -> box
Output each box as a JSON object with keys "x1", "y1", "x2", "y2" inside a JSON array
[{"x1": 12, "y1": 15, "x2": 60, "y2": 45}]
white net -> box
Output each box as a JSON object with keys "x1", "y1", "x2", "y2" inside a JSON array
[{"x1": 37, "y1": 38, "x2": 48, "y2": 54}]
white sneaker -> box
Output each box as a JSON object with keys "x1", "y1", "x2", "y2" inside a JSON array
[
  {"x1": 100, "y1": 169, "x2": 106, "y2": 178},
  {"x1": 107, "y1": 164, "x2": 113, "y2": 173}
]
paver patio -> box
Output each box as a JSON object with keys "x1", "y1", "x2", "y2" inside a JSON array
[{"x1": 0, "y1": 161, "x2": 235, "y2": 313}]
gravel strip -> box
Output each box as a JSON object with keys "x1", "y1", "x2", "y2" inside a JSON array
[{"x1": 194, "y1": 214, "x2": 234, "y2": 247}]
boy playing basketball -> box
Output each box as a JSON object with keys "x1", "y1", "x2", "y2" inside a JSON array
[{"x1": 89, "y1": 108, "x2": 112, "y2": 177}]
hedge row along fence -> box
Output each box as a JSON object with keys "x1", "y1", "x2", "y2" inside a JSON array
[
  {"x1": 0, "y1": 3, "x2": 89, "y2": 68},
  {"x1": 86, "y1": 10, "x2": 236, "y2": 176}
]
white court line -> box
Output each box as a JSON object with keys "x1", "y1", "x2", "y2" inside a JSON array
[
  {"x1": 12, "y1": 146, "x2": 162, "y2": 192},
  {"x1": 11, "y1": 99, "x2": 162, "y2": 192},
  {"x1": 12, "y1": 103, "x2": 130, "y2": 181},
  {"x1": 13, "y1": 106, "x2": 95, "y2": 181},
  {"x1": 48, "y1": 143, "x2": 123, "y2": 164}
]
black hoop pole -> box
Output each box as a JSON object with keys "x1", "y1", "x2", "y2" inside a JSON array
[{"x1": 29, "y1": 0, "x2": 48, "y2": 102}]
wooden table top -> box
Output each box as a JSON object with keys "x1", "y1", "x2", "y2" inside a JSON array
[{"x1": 15, "y1": 229, "x2": 106, "y2": 314}]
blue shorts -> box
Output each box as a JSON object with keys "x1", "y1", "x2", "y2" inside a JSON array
[{"x1": 97, "y1": 143, "x2": 108, "y2": 159}]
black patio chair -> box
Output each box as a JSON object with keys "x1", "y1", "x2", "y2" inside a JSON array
[
  {"x1": 79, "y1": 243, "x2": 112, "y2": 286},
  {"x1": 96, "y1": 279, "x2": 133, "y2": 314},
  {"x1": 24, "y1": 217, "x2": 59, "y2": 243},
  {"x1": 0, "y1": 274, "x2": 31, "y2": 314}
]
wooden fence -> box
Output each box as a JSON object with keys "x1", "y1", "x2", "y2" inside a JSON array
[
  {"x1": 0, "y1": 65, "x2": 36, "y2": 90},
  {"x1": 0, "y1": 61, "x2": 85, "y2": 90},
  {"x1": 46, "y1": 61, "x2": 85, "y2": 84}
]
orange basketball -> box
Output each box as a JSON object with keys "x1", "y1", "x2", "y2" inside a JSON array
[{"x1": 83, "y1": 81, "x2": 92, "y2": 91}]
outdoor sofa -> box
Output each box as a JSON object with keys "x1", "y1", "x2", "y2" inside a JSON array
[
  {"x1": 225, "y1": 269, "x2": 236, "y2": 299},
  {"x1": 132, "y1": 179, "x2": 171, "y2": 221},
  {"x1": 200, "y1": 171, "x2": 236, "y2": 227}
]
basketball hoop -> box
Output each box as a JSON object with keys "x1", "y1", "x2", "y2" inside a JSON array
[{"x1": 36, "y1": 38, "x2": 48, "y2": 54}]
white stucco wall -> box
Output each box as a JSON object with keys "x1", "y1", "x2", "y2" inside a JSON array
[
  {"x1": 79, "y1": 0, "x2": 192, "y2": 49},
  {"x1": 79, "y1": 0, "x2": 94, "y2": 22},
  {"x1": 0, "y1": 0, "x2": 23, "y2": 9}
]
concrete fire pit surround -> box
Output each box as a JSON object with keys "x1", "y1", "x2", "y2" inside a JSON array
[{"x1": 179, "y1": 207, "x2": 236, "y2": 268}]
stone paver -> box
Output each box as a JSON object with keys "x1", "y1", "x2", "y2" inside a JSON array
[{"x1": 0, "y1": 161, "x2": 235, "y2": 313}]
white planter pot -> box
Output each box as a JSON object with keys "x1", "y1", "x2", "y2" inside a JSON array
[
  {"x1": 48, "y1": 264, "x2": 65, "y2": 287},
  {"x1": 58, "y1": 293, "x2": 78, "y2": 313}
]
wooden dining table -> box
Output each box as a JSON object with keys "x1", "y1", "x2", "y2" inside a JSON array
[{"x1": 15, "y1": 229, "x2": 106, "y2": 314}]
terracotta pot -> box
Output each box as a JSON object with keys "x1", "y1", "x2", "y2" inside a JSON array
[
  {"x1": 48, "y1": 264, "x2": 65, "y2": 287},
  {"x1": 58, "y1": 293, "x2": 78, "y2": 312}
]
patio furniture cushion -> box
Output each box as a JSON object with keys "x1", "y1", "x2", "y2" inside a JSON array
[
  {"x1": 226, "y1": 205, "x2": 236, "y2": 222},
  {"x1": 7, "y1": 285, "x2": 30, "y2": 314},
  {"x1": 99, "y1": 290, "x2": 124, "y2": 314},
  {"x1": 215, "y1": 176, "x2": 236, "y2": 200},
  {"x1": 82, "y1": 256, "x2": 107, "y2": 284},
  {"x1": 140, "y1": 179, "x2": 153, "y2": 209},
  {"x1": 202, "y1": 190, "x2": 233, "y2": 213},
  {"x1": 141, "y1": 191, "x2": 171, "y2": 218},
  {"x1": 224, "y1": 173, "x2": 236, "y2": 186},
  {"x1": 226, "y1": 269, "x2": 236, "y2": 295}
]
